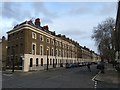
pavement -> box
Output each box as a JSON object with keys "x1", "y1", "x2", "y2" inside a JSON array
[{"x1": 94, "y1": 63, "x2": 120, "y2": 87}]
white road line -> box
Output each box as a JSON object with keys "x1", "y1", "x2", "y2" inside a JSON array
[
  {"x1": 3, "y1": 74, "x2": 13, "y2": 76},
  {"x1": 92, "y1": 71, "x2": 100, "y2": 81}
]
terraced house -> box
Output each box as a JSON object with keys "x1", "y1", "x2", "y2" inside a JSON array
[{"x1": 6, "y1": 18, "x2": 100, "y2": 72}]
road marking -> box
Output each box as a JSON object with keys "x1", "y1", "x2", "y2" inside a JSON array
[
  {"x1": 94, "y1": 81, "x2": 97, "y2": 89},
  {"x1": 92, "y1": 71, "x2": 100, "y2": 81},
  {"x1": 92, "y1": 71, "x2": 100, "y2": 89},
  {"x1": 3, "y1": 74, "x2": 13, "y2": 76}
]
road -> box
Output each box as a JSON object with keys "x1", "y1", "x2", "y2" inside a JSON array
[
  {"x1": 2, "y1": 64, "x2": 99, "y2": 88},
  {"x1": 96, "y1": 80, "x2": 120, "y2": 88}
]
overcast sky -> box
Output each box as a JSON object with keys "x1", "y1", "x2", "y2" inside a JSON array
[{"x1": 0, "y1": 1, "x2": 118, "y2": 53}]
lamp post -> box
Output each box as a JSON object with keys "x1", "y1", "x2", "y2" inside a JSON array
[
  {"x1": 12, "y1": 46, "x2": 15, "y2": 72},
  {"x1": 46, "y1": 48, "x2": 48, "y2": 70}
]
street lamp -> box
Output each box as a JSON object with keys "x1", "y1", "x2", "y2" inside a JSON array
[
  {"x1": 46, "y1": 48, "x2": 48, "y2": 70},
  {"x1": 12, "y1": 46, "x2": 15, "y2": 72}
]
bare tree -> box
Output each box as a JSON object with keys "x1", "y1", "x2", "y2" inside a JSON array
[{"x1": 92, "y1": 17, "x2": 116, "y2": 62}]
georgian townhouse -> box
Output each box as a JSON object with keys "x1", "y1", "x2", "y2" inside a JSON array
[{"x1": 6, "y1": 18, "x2": 100, "y2": 72}]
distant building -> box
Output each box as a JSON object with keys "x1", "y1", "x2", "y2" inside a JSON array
[
  {"x1": 6, "y1": 18, "x2": 100, "y2": 72},
  {"x1": 0, "y1": 36, "x2": 7, "y2": 70}
]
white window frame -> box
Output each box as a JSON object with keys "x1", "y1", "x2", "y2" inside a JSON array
[
  {"x1": 47, "y1": 46, "x2": 50, "y2": 55},
  {"x1": 32, "y1": 32, "x2": 36, "y2": 39},
  {"x1": 40, "y1": 35, "x2": 44, "y2": 41},
  {"x1": 52, "y1": 40, "x2": 54, "y2": 45},
  {"x1": 51, "y1": 48, "x2": 54, "y2": 56},
  {"x1": 59, "y1": 49, "x2": 61, "y2": 57},
  {"x1": 46, "y1": 38, "x2": 50, "y2": 43},
  {"x1": 40, "y1": 45, "x2": 44, "y2": 55},
  {"x1": 32, "y1": 43, "x2": 36, "y2": 55}
]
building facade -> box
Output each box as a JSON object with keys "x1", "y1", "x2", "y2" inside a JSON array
[
  {"x1": 115, "y1": 1, "x2": 120, "y2": 62},
  {"x1": 7, "y1": 18, "x2": 100, "y2": 72},
  {"x1": 0, "y1": 37, "x2": 7, "y2": 70}
]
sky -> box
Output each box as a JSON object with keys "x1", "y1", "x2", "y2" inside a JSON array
[{"x1": 0, "y1": 0, "x2": 118, "y2": 53}]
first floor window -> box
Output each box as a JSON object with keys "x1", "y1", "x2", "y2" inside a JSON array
[
  {"x1": 40, "y1": 45, "x2": 43, "y2": 55},
  {"x1": 32, "y1": 43, "x2": 36, "y2": 55}
]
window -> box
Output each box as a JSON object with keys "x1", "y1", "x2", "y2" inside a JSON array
[
  {"x1": 52, "y1": 40, "x2": 54, "y2": 45},
  {"x1": 56, "y1": 59, "x2": 57, "y2": 64},
  {"x1": 63, "y1": 50, "x2": 64, "y2": 57},
  {"x1": 30, "y1": 58, "x2": 33, "y2": 67},
  {"x1": 40, "y1": 45, "x2": 43, "y2": 55},
  {"x1": 40, "y1": 35, "x2": 44, "y2": 41},
  {"x1": 32, "y1": 43, "x2": 36, "y2": 55},
  {"x1": 47, "y1": 46, "x2": 50, "y2": 55},
  {"x1": 8, "y1": 35, "x2": 10, "y2": 41},
  {"x1": 59, "y1": 42, "x2": 61, "y2": 47},
  {"x1": 32, "y1": 32, "x2": 36, "y2": 39},
  {"x1": 59, "y1": 49, "x2": 61, "y2": 56},
  {"x1": 46, "y1": 38, "x2": 50, "y2": 43},
  {"x1": 50, "y1": 59, "x2": 52, "y2": 65},
  {"x1": 56, "y1": 49, "x2": 58, "y2": 56},
  {"x1": 51, "y1": 48, "x2": 54, "y2": 56},
  {"x1": 36, "y1": 58, "x2": 38, "y2": 66},
  {"x1": 56, "y1": 41, "x2": 58, "y2": 46},
  {"x1": 41, "y1": 58, "x2": 43, "y2": 66}
]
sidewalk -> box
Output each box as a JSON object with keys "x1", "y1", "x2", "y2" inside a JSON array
[
  {"x1": 94, "y1": 63, "x2": 120, "y2": 85},
  {"x1": 2, "y1": 67, "x2": 65, "y2": 75}
]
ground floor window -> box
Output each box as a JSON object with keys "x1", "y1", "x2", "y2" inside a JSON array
[
  {"x1": 56, "y1": 59, "x2": 57, "y2": 64},
  {"x1": 41, "y1": 58, "x2": 43, "y2": 66},
  {"x1": 53, "y1": 59, "x2": 54, "y2": 64},
  {"x1": 36, "y1": 58, "x2": 38, "y2": 66},
  {"x1": 48, "y1": 59, "x2": 49, "y2": 65},
  {"x1": 50, "y1": 59, "x2": 52, "y2": 65},
  {"x1": 30, "y1": 58, "x2": 33, "y2": 67},
  {"x1": 19, "y1": 57, "x2": 23, "y2": 66}
]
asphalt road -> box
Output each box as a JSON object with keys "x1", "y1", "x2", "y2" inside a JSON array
[{"x1": 2, "y1": 64, "x2": 99, "y2": 88}]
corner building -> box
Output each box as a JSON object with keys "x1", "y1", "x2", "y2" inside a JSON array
[{"x1": 7, "y1": 18, "x2": 100, "y2": 72}]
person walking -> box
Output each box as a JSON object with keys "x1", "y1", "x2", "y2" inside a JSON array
[
  {"x1": 100, "y1": 60, "x2": 105, "y2": 74},
  {"x1": 87, "y1": 63, "x2": 91, "y2": 72}
]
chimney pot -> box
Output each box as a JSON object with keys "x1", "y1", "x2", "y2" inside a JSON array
[
  {"x1": 43, "y1": 25, "x2": 49, "y2": 30},
  {"x1": 35, "y1": 18, "x2": 41, "y2": 26}
]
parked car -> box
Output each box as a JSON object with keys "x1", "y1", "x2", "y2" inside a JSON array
[
  {"x1": 65, "y1": 63, "x2": 72, "y2": 68},
  {"x1": 79, "y1": 63, "x2": 83, "y2": 67}
]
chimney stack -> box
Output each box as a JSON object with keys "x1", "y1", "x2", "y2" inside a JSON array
[
  {"x1": 43, "y1": 25, "x2": 49, "y2": 30},
  {"x1": 35, "y1": 18, "x2": 41, "y2": 26}
]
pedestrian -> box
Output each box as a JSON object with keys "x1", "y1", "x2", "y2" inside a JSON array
[
  {"x1": 100, "y1": 60, "x2": 105, "y2": 74},
  {"x1": 87, "y1": 63, "x2": 91, "y2": 72}
]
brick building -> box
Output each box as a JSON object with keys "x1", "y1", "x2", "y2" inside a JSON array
[{"x1": 6, "y1": 18, "x2": 100, "y2": 72}]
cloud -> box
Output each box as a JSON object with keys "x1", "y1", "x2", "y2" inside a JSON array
[
  {"x1": 99, "y1": 2, "x2": 117, "y2": 16},
  {"x1": 41, "y1": 17, "x2": 53, "y2": 25},
  {"x1": 68, "y1": 5, "x2": 92, "y2": 15},
  {"x1": 32, "y1": 2, "x2": 59, "y2": 19},
  {"x1": 65, "y1": 2, "x2": 117, "y2": 17},
  {"x1": 2, "y1": 2, "x2": 21, "y2": 20}
]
